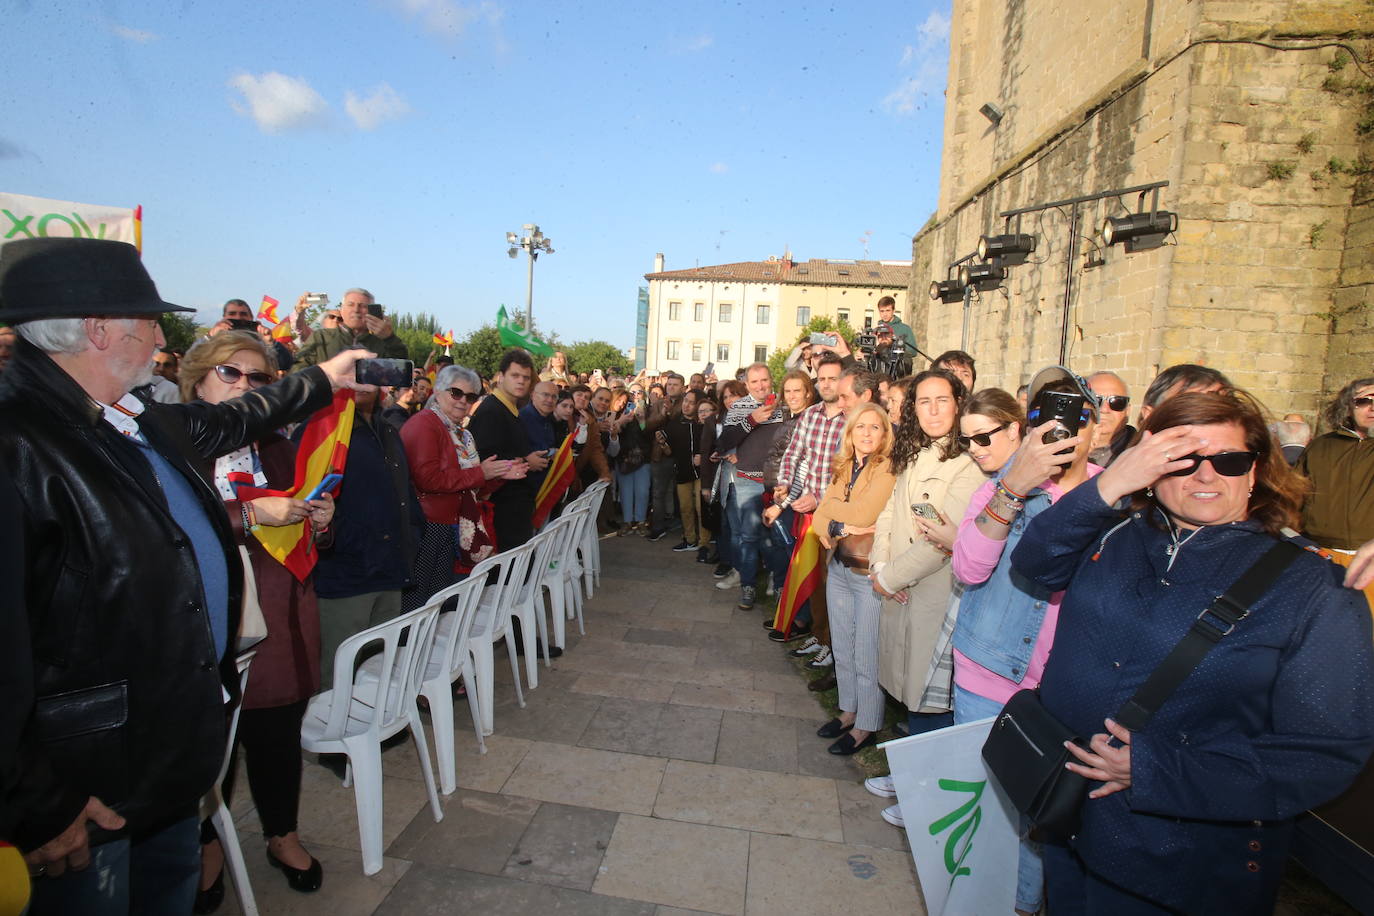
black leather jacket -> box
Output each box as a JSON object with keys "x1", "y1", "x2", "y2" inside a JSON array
[{"x1": 0, "y1": 339, "x2": 332, "y2": 849}]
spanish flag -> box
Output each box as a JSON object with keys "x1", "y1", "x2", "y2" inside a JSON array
[
  {"x1": 237, "y1": 390, "x2": 355, "y2": 581},
  {"x1": 772, "y1": 512, "x2": 822, "y2": 633},
  {"x1": 432, "y1": 328, "x2": 454, "y2": 347},
  {"x1": 258, "y1": 295, "x2": 281, "y2": 325},
  {"x1": 532, "y1": 432, "x2": 576, "y2": 529},
  {"x1": 270, "y1": 319, "x2": 295, "y2": 342}
]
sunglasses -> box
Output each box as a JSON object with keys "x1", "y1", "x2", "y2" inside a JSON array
[
  {"x1": 213, "y1": 364, "x2": 273, "y2": 388},
  {"x1": 1164, "y1": 450, "x2": 1258, "y2": 477},
  {"x1": 446, "y1": 388, "x2": 481, "y2": 403},
  {"x1": 1102, "y1": 395, "x2": 1130, "y2": 411},
  {"x1": 1353, "y1": 396, "x2": 1374, "y2": 409},
  {"x1": 957, "y1": 422, "x2": 1009, "y2": 448}
]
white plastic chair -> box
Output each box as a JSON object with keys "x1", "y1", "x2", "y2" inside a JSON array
[
  {"x1": 468, "y1": 542, "x2": 533, "y2": 734},
  {"x1": 412, "y1": 566, "x2": 490, "y2": 794},
  {"x1": 503, "y1": 528, "x2": 562, "y2": 686},
  {"x1": 535, "y1": 514, "x2": 583, "y2": 652},
  {"x1": 200, "y1": 651, "x2": 259, "y2": 916},
  {"x1": 300, "y1": 605, "x2": 443, "y2": 875},
  {"x1": 578, "y1": 480, "x2": 611, "y2": 596}
]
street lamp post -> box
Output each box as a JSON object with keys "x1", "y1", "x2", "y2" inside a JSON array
[{"x1": 505, "y1": 223, "x2": 554, "y2": 331}]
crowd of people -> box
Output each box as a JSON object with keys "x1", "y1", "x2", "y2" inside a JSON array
[{"x1": 2, "y1": 238, "x2": 1373, "y2": 915}]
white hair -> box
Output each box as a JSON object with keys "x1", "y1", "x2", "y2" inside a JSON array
[
  {"x1": 1269, "y1": 419, "x2": 1312, "y2": 448},
  {"x1": 342, "y1": 287, "x2": 374, "y2": 302},
  {"x1": 16, "y1": 317, "x2": 90, "y2": 355},
  {"x1": 436, "y1": 364, "x2": 480, "y2": 390}
]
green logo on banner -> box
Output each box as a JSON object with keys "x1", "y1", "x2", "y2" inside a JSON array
[
  {"x1": 927, "y1": 778, "x2": 986, "y2": 889},
  {"x1": 3, "y1": 209, "x2": 117, "y2": 240}
]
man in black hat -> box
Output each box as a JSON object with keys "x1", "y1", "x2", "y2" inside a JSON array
[{"x1": 0, "y1": 238, "x2": 373, "y2": 915}]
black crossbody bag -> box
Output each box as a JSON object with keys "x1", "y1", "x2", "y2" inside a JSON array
[{"x1": 980, "y1": 539, "x2": 1302, "y2": 842}]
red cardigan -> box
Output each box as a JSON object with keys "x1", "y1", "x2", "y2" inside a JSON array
[{"x1": 401, "y1": 408, "x2": 498, "y2": 524}]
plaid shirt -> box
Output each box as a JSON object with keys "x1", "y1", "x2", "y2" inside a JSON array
[{"x1": 776, "y1": 401, "x2": 846, "y2": 501}]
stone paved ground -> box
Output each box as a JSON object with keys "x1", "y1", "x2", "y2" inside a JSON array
[{"x1": 216, "y1": 533, "x2": 923, "y2": 915}]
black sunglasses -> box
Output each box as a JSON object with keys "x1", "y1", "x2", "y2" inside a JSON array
[
  {"x1": 957, "y1": 422, "x2": 1009, "y2": 448},
  {"x1": 1164, "y1": 451, "x2": 1258, "y2": 477},
  {"x1": 213, "y1": 364, "x2": 273, "y2": 388},
  {"x1": 1353, "y1": 396, "x2": 1374, "y2": 409},
  {"x1": 1102, "y1": 395, "x2": 1130, "y2": 411},
  {"x1": 446, "y1": 388, "x2": 481, "y2": 403}
]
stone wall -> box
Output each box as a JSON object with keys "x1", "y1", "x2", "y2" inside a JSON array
[{"x1": 911, "y1": 0, "x2": 1374, "y2": 422}]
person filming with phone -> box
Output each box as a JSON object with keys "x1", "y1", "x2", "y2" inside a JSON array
[{"x1": 293, "y1": 288, "x2": 408, "y2": 367}]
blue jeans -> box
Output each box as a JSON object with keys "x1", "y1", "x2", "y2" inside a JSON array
[
  {"x1": 725, "y1": 473, "x2": 766, "y2": 586},
  {"x1": 28, "y1": 815, "x2": 200, "y2": 916},
  {"x1": 616, "y1": 464, "x2": 651, "y2": 523},
  {"x1": 763, "y1": 506, "x2": 793, "y2": 589},
  {"x1": 907, "y1": 710, "x2": 955, "y2": 735},
  {"x1": 955, "y1": 684, "x2": 1044, "y2": 913}
]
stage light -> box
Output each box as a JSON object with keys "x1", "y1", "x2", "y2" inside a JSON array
[
  {"x1": 1101, "y1": 210, "x2": 1178, "y2": 252},
  {"x1": 957, "y1": 261, "x2": 1006, "y2": 291},
  {"x1": 976, "y1": 233, "x2": 1037, "y2": 265},
  {"x1": 930, "y1": 279, "x2": 964, "y2": 303}
]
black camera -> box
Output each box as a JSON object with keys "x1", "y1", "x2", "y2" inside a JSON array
[{"x1": 856, "y1": 317, "x2": 877, "y2": 355}]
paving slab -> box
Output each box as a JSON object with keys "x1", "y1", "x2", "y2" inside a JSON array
[
  {"x1": 386, "y1": 788, "x2": 539, "y2": 873},
  {"x1": 794, "y1": 720, "x2": 866, "y2": 780},
  {"x1": 571, "y1": 671, "x2": 676, "y2": 703},
  {"x1": 835, "y1": 778, "x2": 911, "y2": 852},
  {"x1": 669, "y1": 682, "x2": 775, "y2": 715},
  {"x1": 593, "y1": 813, "x2": 750, "y2": 916},
  {"x1": 375, "y1": 863, "x2": 657, "y2": 916},
  {"x1": 713, "y1": 711, "x2": 799, "y2": 774},
  {"x1": 500, "y1": 802, "x2": 619, "y2": 890},
  {"x1": 216, "y1": 836, "x2": 410, "y2": 916},
  {"x1": 624, "y1": 626, "x2": 696, "y2": 647},
  {"x1": 501, "y1": 741, "x2": 667, "y2": 815},
  {"x1": 294, "y1": 758, "x2": 431, "y2": 858},
  {"x1": 580, "y1": 696, "x2": 722, "y2": 763},
  {"x1": 489, "y1": 687, "x2": 603, "y2": 745},
  {"x1": 743, "y1": 832, "x2": 922, "y2": 915},
  {"x1": 650, "y1": 660, "x2": 756, "y2": 689},
  {"x1": 653, "y1": 759, "x2": 843, "y2": 842}
]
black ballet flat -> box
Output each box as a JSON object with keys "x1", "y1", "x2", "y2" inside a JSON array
[
  {"x1": 267, "y1": 849, "x2": 323, "y2": 893},
  {"x1": 828, "y1": 731, "x2": 878, "y2": 756},
  {"x1": 816, "y1": 718, "x2": 854, "y2": 739},
  {"x1": 192, "y1": 869, "x2": 224, "y2": 914}
]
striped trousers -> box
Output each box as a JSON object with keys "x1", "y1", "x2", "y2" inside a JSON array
[{"x1": 826, "y1": 557, "x2": 885, "y2": 732}]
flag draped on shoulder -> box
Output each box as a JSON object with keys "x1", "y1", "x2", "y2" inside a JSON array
[
  {"x1": 772, "y1": 512, "x2": 822, "y2": 633},
  {"x1": 236, "y1": 390, "x2": 355, "y2": 581},
  {"x1": 497, "y1": 305, "x2": 555, "y2": 357},
  {"x1": 532, "y1": 432, "x2": 576, "y2": 528}
]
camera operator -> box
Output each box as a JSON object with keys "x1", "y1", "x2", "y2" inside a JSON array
[{"x1": 858, "y1": 321, "x2": 911, "y2": 380}]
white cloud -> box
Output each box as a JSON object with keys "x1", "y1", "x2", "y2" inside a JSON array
[
  {"x1": 112, "y1": 24, "x2": 158, "y2": 43},
  {"x1": 680, "y1": 34, "x2": 714, "y2": 53},
  {"x1": 391, "y1": 0, "x2": 504, "y2": 39},
  {"x1": 228, "y1": 72, "x2": 330, "y2": 133},
  {"x1": 710, "y1": 162, "x2": 729, "y2": 174},
  {"x1": 345, "y1": 83, "x2": 412, "y2": 130},
  {"x1": 883, "y1": 10, "x2": 951, "y2": 116}
]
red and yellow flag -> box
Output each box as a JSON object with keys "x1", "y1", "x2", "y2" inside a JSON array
[
  {"x1": 258, "y1": 295, "x2": 281, "y2": 325},
  {"x1": 772, "y1": 512, "x2": 823, "y2": 633},
  {"x1": 237, "y1": 390, "x2": 355, "y2": 581},
  {"x1": 432, "y1": 328, "x2": 454, "y2": 347},
  {"x1": 532, "y1": 433, "x2": 576, "y2": 529},
  {"x1": 270, "y1": 319, "x2": 295, "y2": 342},
  {"x1": 133, "y1": 204, "x2": 143, "y2": 253}
]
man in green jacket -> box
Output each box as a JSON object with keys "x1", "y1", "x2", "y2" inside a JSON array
[
  {"x1": 876, "y1": 296, "x2": 916, "y2": 353},
  {"x1": 293, "y1": 287, "x2": 409, "y2": 367}
]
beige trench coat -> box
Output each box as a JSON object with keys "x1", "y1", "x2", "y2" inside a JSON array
[{"x1": 871, "y1": 446, "x2": 985, "y2": 711}]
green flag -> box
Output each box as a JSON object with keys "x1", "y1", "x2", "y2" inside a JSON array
[{"x1": 496, "y1": 305, "x2": 554, "y2": 358}]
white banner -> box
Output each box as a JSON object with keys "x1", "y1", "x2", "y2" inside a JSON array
[
  {"x1": 1, "y1": 191, "x2": 138, "y2": 249},
  {"x1": 882, "y1": 718, "x2": 1019, "y2": 915}
]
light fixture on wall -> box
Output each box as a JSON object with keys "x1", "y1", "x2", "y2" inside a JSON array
[
  {"x1": 979, "y1": 102, "x2": 1004, "y2": 125},
  {"x1": 976, "y1": 233, "x2": 1037, "y2": 265},
  {"x1": 929, "y1": 279, "x2": 964, "y2": 303},
  {"x1": 1101, "y1": 210, "x2": 1178, "y2": 252},
  {"x1": 958, "y1": 261, "x2": 1006, "y2": 290}
]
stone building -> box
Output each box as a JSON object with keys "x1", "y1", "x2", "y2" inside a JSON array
[
  {"x1": 644, "y1": 254, "x2": 911, "y2": 377},
  {"x1": 908, "y1": 0, "x2": 1373, "y2": 422}
]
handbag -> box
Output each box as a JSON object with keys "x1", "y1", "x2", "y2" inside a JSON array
[
  {"x1": 833, "y1": 531, "x2": 874, "y2": 570},
  {"x1": 981, "y1": 539, "x2": 1301, "y2": 842},
  {"x1": 237, "y1": 544, "x2": 268, "y2": 643}
]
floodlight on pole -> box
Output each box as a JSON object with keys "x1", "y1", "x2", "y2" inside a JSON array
[{"x1": 504, "y1": 223, "x2": 555, "y2": 331}]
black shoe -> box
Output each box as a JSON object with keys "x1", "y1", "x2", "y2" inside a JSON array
[
  {"x1": 828, "y1": 731, "x2": 878, "y2": 755},
  {"x1": 515, "y1": 640, "x2": 564, "y2": 659},
  {"x1": 647, "y1": 528, "x2": 668, "y2": 542},
  {"x1": 696, "y1": 548, "x2": 711, "y2": 563},
  {"x1": 193, "y1": 869, "x2": 225, "y2": 914},
  {"x1": 769, "y1": 624, "x2": 811, "y2": 643},
  {"x1": 671, "y1": 540, "x2": 695, "y2": 552},
  {"x1": 712, "y1": 563, "x2": 731, "y2": 578},
  {"x1": 816, "y1": 717, "x2": 854, "y2": 739},
  {"x1": 267, "y1": 849, "x2": 323, "y2": 892},
  {"x1": 762, "y1": 618, "x2": 776, "y2": 629},
  {"x1": 808, "y1": 672, "x2": 837, "y2": 692}
]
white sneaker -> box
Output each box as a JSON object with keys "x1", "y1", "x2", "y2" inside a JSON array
[
  {"x1": 766, "y1": 580, "x2": 777, "y2": 597},
  {"x1": 807, "y1": 645, "x2": 833, "y2": 669},
  {"x1": 714, "y1": 570, "x2": 740, "y2": 589},
  {"x1": 864, "y1": 775, "x2": 897, "y2": 799},
  {"x1": 880, "y1": 803, "x2": 904, "y2": 828},
  {"x1": 789, "y1": 636, "x2": 821, "y2": 657}
]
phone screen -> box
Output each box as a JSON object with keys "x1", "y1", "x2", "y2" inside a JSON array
[
  {"x1": 764, "y1": 393, "x2": 777, "y2": 407},
  {"x1": 354, "y1": 358, "x2": 414, "y2": 387},
  {"x1": 366, "y1": 302, "x2": 384, "y2": 319}
]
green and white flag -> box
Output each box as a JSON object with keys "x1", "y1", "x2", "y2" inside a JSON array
[{"x1": 496, "y1": 305, "x2": 554, "y2": 358}]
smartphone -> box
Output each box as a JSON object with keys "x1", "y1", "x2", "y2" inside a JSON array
[
  {"x1": 703, "y1": 361, "x2": 715, "y2": 377},
  {"x1": 354, "y1": 358, "x2": 414, "y2": 387},
  {"x1": 227, "y1": 318, "x2": 258, "y2": 332},
  {"x1": 764, "y1": 393, "x2": 777, "y2": 407},
  {"x1": 809, "y1": 332, "x2": 838, "y2": 347},
  {"x1": 1035, "y1": 390, "x2": 1086, "y2": 446},
  {"x1": 543, "y1": 448, "x2": 557, "y2": 459},
  {"x1": 366, "y1": 302, "x2": 384, "y2": 319},
  {"x1": 911, "y1": 502, "x2": 939, "y2": 521},
  {"x1": 305, "y1": 472, "x2": 343, "y2": 502}
]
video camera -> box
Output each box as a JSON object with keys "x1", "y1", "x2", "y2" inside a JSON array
[{"x1": 859, "y1": 318, "x2": 911, "y2": 379}]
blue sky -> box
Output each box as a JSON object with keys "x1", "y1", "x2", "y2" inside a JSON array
[{"x1": 5, "y1": 0, "x2": 950, "y2": 349}]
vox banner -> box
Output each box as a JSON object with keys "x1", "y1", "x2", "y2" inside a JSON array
[{"x1": 1, "y1": 191, "x2": 140, "y2": 251}]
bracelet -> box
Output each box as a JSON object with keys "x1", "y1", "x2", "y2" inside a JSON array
[
  {"x1": 982, "y1": 503, "x2": 1012, "y2": 526},
  {"x1": 245, "y1": 501, "x2": 260, "y2": 531},
  {"x1": 995, "y1": 484, "x2": 1025, "y2": 508},
  {"x1": 998, "y1": 479, "x2": 1029, "y2": 501},
  {"x1": 240, "y1": 503, "x2": 252, "y2": 534}
]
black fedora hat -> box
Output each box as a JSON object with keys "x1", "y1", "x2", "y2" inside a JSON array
[{"x1": 0, "y1": 238, "x2": 193, "y2": 324}]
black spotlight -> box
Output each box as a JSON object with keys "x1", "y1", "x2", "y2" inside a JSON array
[
  {"x1": 976, "y1": 233, "x2": 1037, "y2": 265},
  {"x1": 957, "y1": 261, "x2": 1006, "y2": 291},
  {"x1": 929, "y1": 279, "x2": 964, "y2": 303},
  {"x1": 1101, "y1": 211, "x2": 1178, "y2": 253}
]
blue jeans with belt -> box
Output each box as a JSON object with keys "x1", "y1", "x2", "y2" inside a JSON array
[{"x1": 725, "y1": 472, "x2": 765, "y2": 586}]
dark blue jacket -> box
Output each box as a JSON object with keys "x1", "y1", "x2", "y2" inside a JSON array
[{"x1": 1012, "y1": 477, "x2": 1374, "y2": 913}]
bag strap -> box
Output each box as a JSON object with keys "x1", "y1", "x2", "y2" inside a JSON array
[{"x1": 1112, "y1": 539, "x2": 1303, "y2": 732}]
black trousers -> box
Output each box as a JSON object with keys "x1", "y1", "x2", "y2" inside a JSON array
[{"x1": 204, "y1": 699, "x2": 309, "y2": 842}]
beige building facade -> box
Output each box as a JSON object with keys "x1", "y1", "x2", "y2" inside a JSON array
[
  {"x1": 908, "y1": 0, "x2": 1374, "y2": 422},
  {"x1": 645, "y1": 255, "x2": 911, "y2": 377}
]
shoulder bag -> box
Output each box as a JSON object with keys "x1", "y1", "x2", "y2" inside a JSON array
[{"x1": 980, "y1": 539, "x2": 1301, "y2": 842}]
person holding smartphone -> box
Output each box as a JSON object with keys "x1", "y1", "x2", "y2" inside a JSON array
[{"x1": 292, "y1": 288, "x2": 408, "y2": 368}]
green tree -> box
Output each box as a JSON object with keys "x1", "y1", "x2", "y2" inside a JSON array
[
  {"x1": 157, "y1": 312, "x2": 199, "y2": 353},
  {"x1": 388, "y1": 311, "x2": 442, "y2": 365},
  {"x1": 450, "y1": 324, "x2": 506, "y2": 379},
  {"x1": 765, "y1": 315, "x2": 857, "y2": 386},
  {"x1": 564, "y1": 340, "x2": 626, "y2": 375}
]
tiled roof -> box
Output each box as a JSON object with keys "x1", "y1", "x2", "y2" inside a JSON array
[{"x1": 645, "y1": 258, "x2": 911, "y2": 288}]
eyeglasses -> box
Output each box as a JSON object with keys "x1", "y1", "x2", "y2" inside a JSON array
[
  {"x1": 1164, "y1": 451, "x2": 1258, "y2": 477},
  {"x1": 1353, "y1": 396, "x2": 1374, "y2": 409},
  {"x1": 212, "y1": 364, "x2": 273, "y2": 388},
  {"x1": 957, "y1": 422, "x2": 1009, "y2": 448},
  {"x1": 446, "y1": 388, "x2": 481, "y2": 403},
  {"x1": 1102, "y1": 395, "x2": 1130, "y2": 411}
]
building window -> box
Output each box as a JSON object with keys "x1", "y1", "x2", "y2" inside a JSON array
[
  {"x1": 837, "y1": 308, "x2": 850, "y2": 324},
  {"x1": 718, "y1": 303, "x2": 733, "y2": 323},
  {"x1": 691, "y1": 342, "x2": 703, "y2": 361},
  {"x1": 666, "y1": 340, "x2": 680, "y2": 360},
  {"x1": 754, "y1": 344, "x2": 768, "y2": 362},
  {"x1": 756, "y1": 304, "x2": 770, "y2": 324},
  {"x1": 694, "y1": 302, "x2": 705, "y2": 322},
  {"x1": 865, "y1": 309, "x2": 874, "y2": 325},
  {"x1": 796, "y1": 306, "x2": 811, "y2": 326},
  {"x1": 668, "y1": 301, "x2": 681, "y2": 321},
  {"x1": 716, "y1": 343, "x2": 730, "y2": 361}
]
